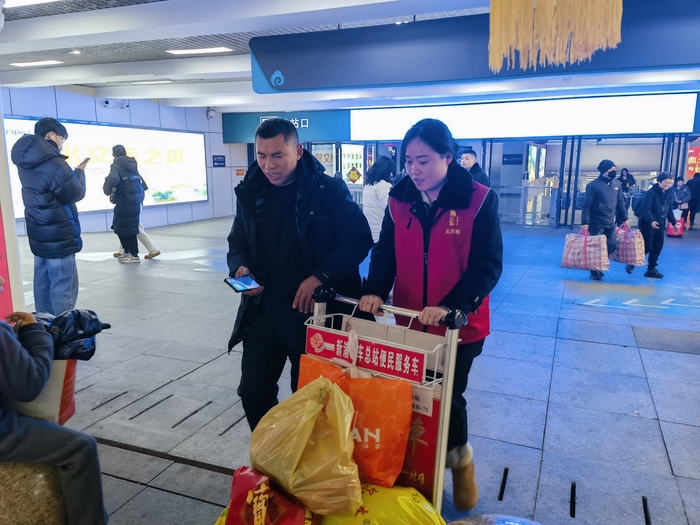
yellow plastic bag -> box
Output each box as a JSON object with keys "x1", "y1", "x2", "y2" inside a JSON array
[
  {"x1": 321, "y1": 484, "x2": 445, "y2": 525},
  {"x1": 250, "y1": 377, "x2": 362, "y2": 516},
  {"x1": 213, "y1": 504, "x2": 229, "y2": 525}
]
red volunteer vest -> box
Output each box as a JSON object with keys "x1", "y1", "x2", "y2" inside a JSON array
[{"x1": 389, "y1": 182, "x2": 491, "y2": 344}]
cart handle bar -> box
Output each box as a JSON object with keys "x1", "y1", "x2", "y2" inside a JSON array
[{"x1": 312, "y1": 286, "x2": 467, "y2": 330}]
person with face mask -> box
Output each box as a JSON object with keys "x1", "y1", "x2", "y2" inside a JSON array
[
  {"x1": 10, "y1": 118, "x2": 88, "y2": 314},
  {"x1": 580, "y1": 159, "x2": 629, "y2": 280}
]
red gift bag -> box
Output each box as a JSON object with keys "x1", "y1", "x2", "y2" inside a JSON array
[
  {"x1": 667, "y1": 218, "x2": 684, "y2": 237},
  {"x1": 227, "y1": 467, "x2": 320, "y2": 525}
]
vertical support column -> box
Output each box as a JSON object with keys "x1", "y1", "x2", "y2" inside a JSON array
[{"x1": 0, "y1": 96, "x2": 27, "y2": 315}]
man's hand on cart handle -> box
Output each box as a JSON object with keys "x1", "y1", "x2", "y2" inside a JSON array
[
  {"x1": 419, "y1": 306, "x2": 450, "y2": 327},
  {"x1": 359, "y1": 294, "x2": 384, "y2": 315},
  {"x1": 294, "y1": 275, "x2": 323, "y2": 314},
  {"x1": 235, "y1": 266, "x2": 264, "y2": 297}
]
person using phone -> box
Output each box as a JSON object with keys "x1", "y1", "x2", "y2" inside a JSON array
[
  {"x1": 227, "y1": 117, "x2": 373, "y2": 430},
  {"x1": 103, "y1": 145, "x2": 145, "y2": 263},
  {"x1": 10, "y1": 117, "x2": 86, "y2": 315}
]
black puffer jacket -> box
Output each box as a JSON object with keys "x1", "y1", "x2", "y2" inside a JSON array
[
  {"x1": 468, "y1": 162, "x2": 491, "y2": 188},
  {"x1": 639, "y1": 183, "x2": 676, "y2": 229},
  {"x1": 581, "y1": 174, "x2": 628, "y2": 228},
  {"x1": 10, "y1": 134, "x2": 85, "y2": 258},
  {"x1": 103, "y1": 156, "x2": 145, "y2": 236},
  {"x1": 227, "y1": 150, "x2": 373, "y2": 349}
]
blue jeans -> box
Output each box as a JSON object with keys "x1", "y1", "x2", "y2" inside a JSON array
[{"x1": 33, "y1": 255, "x2": 79, "y2": 315}]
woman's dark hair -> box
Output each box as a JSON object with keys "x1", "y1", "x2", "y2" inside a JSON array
[
  {"x1": 365, "y1": 156, "x2": 395, "y2": 186},
  {"x1": 401, "y1": 119, "x2": 458, "y2": 162},
  {"x1": 112, "y1": 144, "x2": 127, "y2": 157},
  {"x1": 620, "y1": 168, "x2": 629, "y2": 176},
  {"x1": 657, "y1": 172, "x2": 674, "y2": 183},
  {"x1": 675, "y1": 177, "x2": 684, "y2": 184}
]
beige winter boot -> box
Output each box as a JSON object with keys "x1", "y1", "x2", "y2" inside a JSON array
[{"x1": 451, "y1": 442, "x2": 479, "y2": 510}]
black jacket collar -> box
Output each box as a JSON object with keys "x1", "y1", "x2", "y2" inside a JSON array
[{"x1": 389, "y1": 161, "x2": 475, "y2": 210}]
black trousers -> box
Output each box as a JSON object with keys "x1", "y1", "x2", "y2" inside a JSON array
[
  {"x1": 689, "y1": 197, "x2": 699, "y2": 225},
  {"x1": 639, "y1": 220, "x2": 665, "y2": 270},
  {"x1": 238, "y1": 296, "x2": 311, "y2": 430},
  {"x1": 447, "y1": 339, "x2": 485, "y2": 452},
  {"x1": 117, "y1": 234, "x2": 138, "y2": 256}
]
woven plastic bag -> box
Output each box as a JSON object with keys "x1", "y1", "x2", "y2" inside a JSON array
[
  {"x1": 320, "y1": 484, "x2": 445, "y2": 525},
  {"x1": 609, "y1": 225, "x2": 645, "y2": 266},
  {"x1": 561, "y1": 230, "x2": 609, "y2": 271},
  {"x1": 250, "y1": 377, "x2": 362, "y2": 516}
]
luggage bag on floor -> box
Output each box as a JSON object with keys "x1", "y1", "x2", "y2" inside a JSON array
[{"x1": 667, "y1": 218, "x2": 684, "y2": 237}]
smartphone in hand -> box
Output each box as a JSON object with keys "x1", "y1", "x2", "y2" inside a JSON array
[{"x1": 225, "y1": 276, "x2": 261, "y2": 293}]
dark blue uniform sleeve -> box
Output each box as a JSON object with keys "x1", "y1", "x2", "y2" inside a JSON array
[
  {"x1": 0, "y1": 322, "x2": 53, "y2": 403},
  {"x1": 363, "y1": 205, "x2": 397, "y2": 301}
]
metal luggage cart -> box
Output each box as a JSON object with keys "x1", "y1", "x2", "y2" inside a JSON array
[{"x1": 305, "y1": 287, "x2": 466, "y2": 514}]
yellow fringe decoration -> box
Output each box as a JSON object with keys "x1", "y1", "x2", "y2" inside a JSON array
[{"x1": 489, "y1": 0, "x2": 623, "y2": 73}]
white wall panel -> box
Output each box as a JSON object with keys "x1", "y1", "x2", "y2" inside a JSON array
[
  {"x1": 208, "y1": 114, "x2": 223, "y2": 134},
  {"x1": 95, "y1": 103, "x2": 131, "y2": 125},
  {"x1": 208, "y1": 131, "x2": 228, "y2": 160},
  {"x1": 186, "y1": 106, "x2": 209, "y2": 132},
  {"x1": 129, "y1": 99, "x2": 161, "y2": 128},
  {"x1": 140, "y1": 205, "x2": 169, "y2": 228},
  {"x1": 212, "y1": 167, "x2": 234, "y2": 217},
  {"x1": 192, "y1": 199, "x2": 215, "y2": 221},
  {"x1": 166, "y1": 203, "x2": 193, "y2": 224},
  {"x1": 10, "y1": 87, "x2": 57, "y2": 118},
  {"x1": 56, "y1": 89, "x2": 97, "y2": 122},
  {"x1": 79, "y1": 211, "x2": 110, "y2": 233},
  {"x1": 160, "y1": 105, "x2": 186, "y2": 130}
]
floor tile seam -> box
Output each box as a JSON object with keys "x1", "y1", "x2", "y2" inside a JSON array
[
  {"x1": 142, "y1": 349, "x2": 228, "y2": 364},
  {"x1": 103, "y1": 471, "x2": 228, "y2": 510},
  {"x1": 545, "y1": 400, "x2": 665, "y2": 423},
  {"x1": 657, "y1": 419, "x2": 700, "y2": 430},
  {"x1": 97, "y1": 437, "x2": 235, "y2": 477},
  {"x1": 555, "y1": 333, "x2": 639, "y2": 349},
  {"x1": 550, "y1": 361, "x2": 653, "y2": 382},
  {"x1": 467, "y1": 386, "x2": 550, "y2": 404}
]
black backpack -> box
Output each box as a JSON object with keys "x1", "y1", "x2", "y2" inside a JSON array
[{"x1": 632, "y1": 193, "x2": 644, "y2": 218}]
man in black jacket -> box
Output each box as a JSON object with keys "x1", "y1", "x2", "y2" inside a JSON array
[
  {"x1": 638, "y1": 173, "x2": 679, "y2": 278},
  {"x1": 227, "y1": 118, "x2": 373, "y2": 429},
  {"x1": 581, "y1": 159, "x2": 629, "y2": 280},
  {"x1": 686, "y1": 172, "x2": 700, "y2": 229},
  {"x1": 11, "y1": 118, "x2": 88, "y2": 315},
  {"x1": 460, "y1": 148, "x2": 491, "y2": 187}
]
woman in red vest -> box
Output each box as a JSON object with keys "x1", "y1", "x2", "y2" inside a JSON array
[{"x1": 360, "y1": 118, "x2": 503, "y2": 511}]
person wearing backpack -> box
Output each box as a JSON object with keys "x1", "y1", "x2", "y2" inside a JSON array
[
  {"x1": 103, "y1": 145, "x2": 145, "y2": 263},
  {"x1": 637, "y1": 173, "x2": 679, "y2": 279}
]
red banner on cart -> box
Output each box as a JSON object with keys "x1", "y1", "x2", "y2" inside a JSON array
[
  {"x1": 306, "y1": 327, "x2": 426, "y2": 383},
  {"x1": 397, "y1": 396, "x2": 441, "y2": 500},
  {"x1": 687, "y1": 145, "x2": 700, "y2": 180}
]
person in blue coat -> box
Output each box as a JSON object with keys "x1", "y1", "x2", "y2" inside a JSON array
[
  {"x1": 11, "y1": 118, "x2": 89, "y2": 315},
  {"x1": 0, "y1": 275, "x2": 107, "y2": 525}
]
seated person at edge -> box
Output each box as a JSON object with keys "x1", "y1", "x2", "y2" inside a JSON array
[
  {"x1": 0, "y1": 275, "x2": 108, "y2": 525},
  {"x1": 360, "y1": 118, "x2": 503, "y2": 511},
  {"x1": 227, "y1": 117, "x2": 373, "y2": 430}
]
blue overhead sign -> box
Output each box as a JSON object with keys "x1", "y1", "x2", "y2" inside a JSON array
[{"x1": 222, "y1": 111, "x2": 351, "y2": 143}]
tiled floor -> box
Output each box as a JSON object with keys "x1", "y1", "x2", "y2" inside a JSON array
[{"x1": 15, "y1": 217, "x2": 700, "y2": 525}]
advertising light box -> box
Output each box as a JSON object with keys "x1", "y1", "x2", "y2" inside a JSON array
[{"x1": 5, "y1": 118, "x2": 207, "y2": 219}]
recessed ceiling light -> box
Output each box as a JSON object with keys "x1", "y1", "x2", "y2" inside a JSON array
[
  {"x1": 166, "y1": 47, "x2": 231, "y2": 55},
  {"x1": 132, "y1": 80, "x2": 173, "y2": 85},
  {"x1": 10, "y1": 60, "x2": 64, "y2": 67},
  {"x1": 4, "y1": 0, "x2": 62, "y2": 7},
  {"x1": 68, "y1": 50, "x2": 81, "y2": 55}
]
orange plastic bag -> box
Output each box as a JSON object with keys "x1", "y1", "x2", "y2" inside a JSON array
[
  {"x1": 298, "y1": 354, "x2": 346, "y2": 388},
  {"x1": 337, "y1": 375, "x2": 412, "y2": 487}
]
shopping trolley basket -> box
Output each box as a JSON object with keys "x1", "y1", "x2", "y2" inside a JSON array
[{"x1": 305, "y1": 287, "x2": 466, "y2": 514}]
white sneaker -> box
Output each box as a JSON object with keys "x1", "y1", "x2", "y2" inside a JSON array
[{"x1": 119, "y1": 254, "x2": 141, "y2": 264}]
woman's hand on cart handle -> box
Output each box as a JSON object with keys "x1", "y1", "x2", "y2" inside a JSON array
[
  {"x1": 419, "y1": 306, "x2": 450, "y2": 327},
  {"x1": 235, "y1": 266, "x2": 264, "y2": 297},
  {"x1": 359, "y1": 294, "x2": 384, "y2": 315}
]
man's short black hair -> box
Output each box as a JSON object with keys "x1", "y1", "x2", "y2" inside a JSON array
[
  {"x1": 255, "y1": 118, "x2": 299, "y2": 144},
  {"x1": 462, "y1": 148, "x2": 477, "y2": 157},
  {"x1": 34, "y1": 117, "x2": 68, "y2": 140}
]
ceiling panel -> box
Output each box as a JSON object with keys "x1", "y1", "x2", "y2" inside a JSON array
[{"x1": 3, "y1": 0, "x2": 169, "y2": 21}]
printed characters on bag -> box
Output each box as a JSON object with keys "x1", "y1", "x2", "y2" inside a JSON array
[
  {"x1": 245, "y1": 482, "x2": 272, "y2": 525},
  {"x1": 408, "y1": 470, "x2": 427, "y2": 486},
  {"x1": 408, "y1": 418, "x2": 428, "y2": 456},
  {"x1": 352, "y1": 411, "x2": 381, "y2": 450}
]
